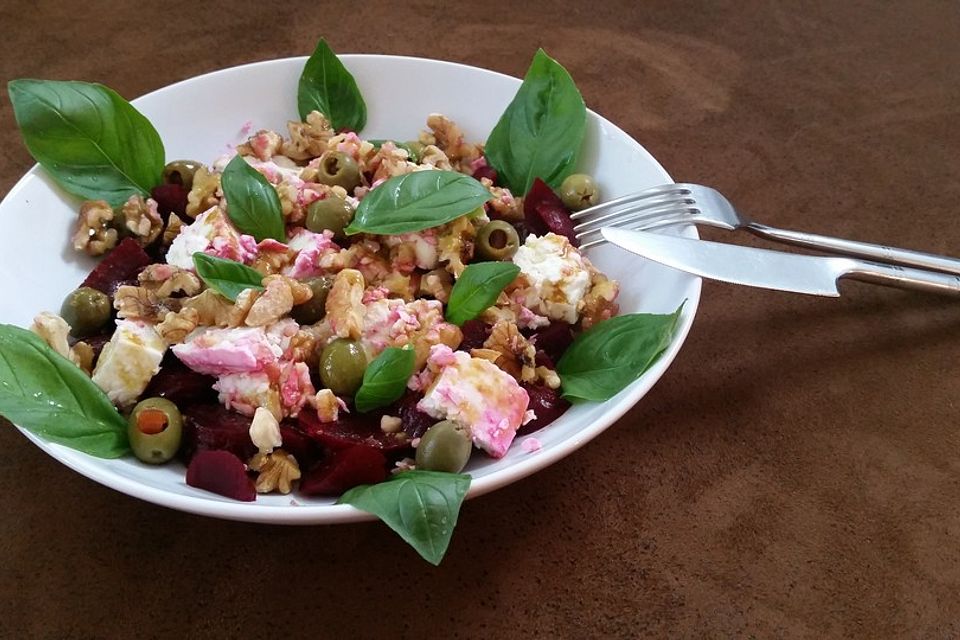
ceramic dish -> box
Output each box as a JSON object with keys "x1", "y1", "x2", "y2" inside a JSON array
[{"x1": 0, "y1": 54, "x2": 700, "y2": 523}]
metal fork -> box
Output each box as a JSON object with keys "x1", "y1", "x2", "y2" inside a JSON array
[{"x1": 572, "y1": 183, "x2": 960, "y2": 275}]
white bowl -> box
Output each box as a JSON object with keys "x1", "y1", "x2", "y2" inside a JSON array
[{"x1": 0, "y1": 55, "x2": 700, "y2": 524}]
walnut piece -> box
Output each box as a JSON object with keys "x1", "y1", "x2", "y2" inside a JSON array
[
  {"x1": 120, "y1": 195, "x2": 162, "y2": 245},
  {"x1": 313, "y1": 389, "x2": 341, "y2": 423},
  {"x1": 483, "y1": 320, "x2": 537, "y2": 383},
  {"x1": 580, "y1": 268, "x2": 620, "y2": 330},
  {"x1": 114, "y1": 285, "x2": 166, "y2": 322},
  {"x1": 185, "y1": 166, "x2": 221, "y2": 218},
  {"x1": 138, "y1": 264, "x2": 203, "y2": 298},
  {"x1": 29, "y1": 312, "x2": 94, "y2": 374},
  {"x1": 249, "y1": 449, "x2": 301, "y2": 494},
  {"x1": 236, "y1": 130, "x2": 283, "y2": 161},
  {"x1": 244, "y1": 276, "x2": 299, "y2": 327},
  {"x1": 281, "y1": 111, "x2": 334, "y2": 161},
  {"x1": 437, "y1": 216, "x2": 481, "y2": 277},
  {"x1": 418, "y1": 269, "x2": 453, "y2": 303},
  {"x1": 181, "y1": 289, "x2": 244, "y2": 327},
  {"x1": 425, "y1": 113, "x2": 482, "y2": 171},
  {"x1": 163, "y1": 213, "x2": 184, "y2": 246},
  {"x1": 325, "y1": 269, "x2": 365, "y2": 339},
  {"x1": 72, "y1": 200, "x2": 118, "y2": 256},
  {"x1": 156, "y1": 308, "x2": 199, "y2": 345}
]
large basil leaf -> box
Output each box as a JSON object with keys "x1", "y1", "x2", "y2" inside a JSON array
[
  {"x1": 298, "y1": 38, "x2": 367, "y2": 132},
  {"x1": 8, "y1": 79, "x2": 165, "y2": 207},
  {"x1": 220, "y1": 155, "x2": 286, "y2": 242},
  {"x1": 345, "y1": 170, "x2": 491, "y2": 235},
  {"x1": 484, "y1": 49, "x2": 586, "y2": 195},
  {"x1": 445, "y1": 262, "x2": 521, "y2": 326},
  {"x1": 338, "y1": 470, "x2": 471, "y2": 565},
  {"x1": 0, "y1": 324, "x2": 128, "y2": 458},
  {"x1": 557, "y1": 305, "x2": 683, "y2": 402},
  {"x1": 354, "y1": 346, "x2": 415, "y2": 413},
  {"x1": 192, "y1": 252, "x2": 265, "y2": 302}
]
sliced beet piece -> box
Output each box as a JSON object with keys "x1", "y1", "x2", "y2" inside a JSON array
[
  {"x1": 393, "y1": 390, "x2": 435, "y2": 440},
  {"x1": 298, "y1": 407, "x2": 412, "y2": 452},
  {"x1": 523, "y1": 178, "x2": 578, "y2": 246},
  {"x1": 459, "y1": 319, "x2": 491, "y2": 352},
  {"x1": 151, "y1": 183, "x2": 188, "y2": 218},
  {"x1": 472, "y1": 164, "x2": 498, "y2": 184},
  {"x1": 180, "y1": 403, "x2": 257, "y2": 462},
  {"x1": 143, "y1": 355, "x2": 218, "y2": 405},
  {"x1": 519, "y1": 383, "x2": 571, "y2": 435},
  {"x1": 528, "y1": 322, "x2": 575, "y2": 363},
  {"x1": 299, "y1": 445, "x2": 387, "y2": 497},
  {"x1": 279, "y1": 422, "x2": 322, "y2": 470},
  {"x1": 186, "y1": 450, "x2": 256, "y2": 501},
  {"x1": 80, "y1": 237, "x2": 152, "y2": 296}
]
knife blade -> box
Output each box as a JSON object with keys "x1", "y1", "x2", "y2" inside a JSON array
[{"x1": 600, "y1": 227, "x2": 852, "y2": 296}]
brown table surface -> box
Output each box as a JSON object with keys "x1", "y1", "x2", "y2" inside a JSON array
[{"x1": 2, "y1": 1, "x2": 959, "y2": 638}]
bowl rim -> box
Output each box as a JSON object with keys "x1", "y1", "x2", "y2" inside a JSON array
[{"x1": 9, "y1": 53, "x2": 701, "y2": 524}]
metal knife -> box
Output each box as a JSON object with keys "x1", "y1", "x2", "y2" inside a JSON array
[{"x1": 600, "y1": 227, "x2": 960, "y2": 297}]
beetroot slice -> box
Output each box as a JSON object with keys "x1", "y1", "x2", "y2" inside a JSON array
[
  {"x1": 151, "y1": 183, "x2": 188, "y2": 218},
  {"x1": 181, "y1": 403, "x2": 257, "y2": 462},
  {"x1": 186, "y1": 450, "x2": 256, "y2": 501},
  {"x1": 519, "y1": 383, "x2": 571, "y2": 435},
  {"x1": 299, "y1": 445, "x2": 387, "y2": 497},
  {"x1": 143, "y1": 355, "x2": 218, "y2": 405},
  {"x1": 459, "y1": 318, "x2": 491, "y2": 352},
  {"x1": 472, "y1": 164, "x2": 498, "y2": 184},
  {"x1": 528, "y1": 322, "x2": 575, "y2": 363},
  {"x1": 81, "y1": 237, "x2": 152, "y2": 296},
  {"x1": 279, "y1": 422, "x2": 322, "y2": 470},
  {"x1": 298, "y1": 407, "x2": 412, "y2": 452},
  {"x1": 393, "y1": 390, "x2": 435, "y2": 440},
  {"x1": 523, "y1": 178, "x2": 578, "y2": 246}
]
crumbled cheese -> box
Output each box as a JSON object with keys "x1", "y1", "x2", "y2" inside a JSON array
[
  {"x1": 166, "y1": 207, "x2": 257, "y2": 269},
  {"x1": 512, "y1": 233, "x2": 591, "y2": 324},
  {"x1": 91, "y1": 320, "x2": 167, "y2": 407}
]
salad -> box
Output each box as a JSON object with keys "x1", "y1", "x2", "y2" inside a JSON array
[{"x1": 1, "y1": 40, "x2": 682, "y2": 564}]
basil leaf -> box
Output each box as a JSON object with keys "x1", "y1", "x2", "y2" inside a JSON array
[
  {"x1": 557, "y1": 305, "x2": 684, "y2": 402},
  {"x1": 192, "y1": 252, "x2": 264, "y2": 302},
  {"x1": 338, "y1": 470, "x2": 471, "y2": 565},
  {"x1": 354, "y1": 346, "x2": 415, "y2": 413},
  {"x1": 298, "y1": 38, "x2": 367, "y2": 132},
  {"x1": 445, "y1": 262, "x2": 521, "y2": 326},
  {"x1": 8, "y1": 79, "x2": 165, "y2": 207},
  {"x1": 220, "y1": 155, "x2": 286, "y2": 242},
  {"x1": 0, "y1": 324, "x2": 128, "y2": 458},
  {"x1": 368, "y1": 139, "x2": 420, "y2": 163},
  {"x1": 485, "y1": 49, "x2": 587, "y2": 195},
  {"x1": 345, "y1": 170, "x2": 491, "y2": 235}
]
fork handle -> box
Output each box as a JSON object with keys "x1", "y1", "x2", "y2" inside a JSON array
[{"x1": 746, "y1": 222, "x2": 960, "y2": 276}]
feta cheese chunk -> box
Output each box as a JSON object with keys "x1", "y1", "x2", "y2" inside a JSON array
[
  {"x1": 214, "y1": 371, "x2": 282, "y2": 420},
  {"x1": 417, "y1": 345, "x2": 530, "y2": 458},
  {"x1": 172, "y1": 326, "x2": 283, "y2": 376},
  {"x1": 91, "y1": 320, "x2": 167, "y2": 407},
  {"x1": 166, "y1": 207, "x2": 257, "y2": 269},
  {"x1": 512, "y1": 233, "x2": 591, "y2": 324}
]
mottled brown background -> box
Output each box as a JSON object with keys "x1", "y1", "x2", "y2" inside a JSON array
[{"x1": 2, "y1": 1, "x2": 959, "y2": 638}]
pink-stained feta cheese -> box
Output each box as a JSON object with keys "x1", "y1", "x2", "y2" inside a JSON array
[
  {"x1": 383, "y1": 229, "x2": 439, "y2": 273},
  {"x1": 215, "y1": 371, "x2": 282, "y2": 420},
  {"x1": 166, "y1": 207, "x2": 258, "y2": 269},
  {"x1": 172, "y1": 326, "x2": 283, "y2": 375},
  {"x1": 417, "y1": 345, "x2": 530, "y2": 458},
  {"x1": 521, "y1": 437, "x2": 542, "y2": 453},
  {"x1": 282, "y1": 229, "x2": 339, "y2": 280},
  {"x1": 278, "y1": 361, "x2": 315, "y2": 418}
]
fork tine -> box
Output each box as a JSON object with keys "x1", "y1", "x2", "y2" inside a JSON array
[
  {"x1": 569, "y1": 183, "x2": 692, "y2": 221},
  {"x1": 573, "y1": 200, "x2": 698, "y2": 235},
  {"x1": 578, "y1": 214, "x2": 692, "y2": 249}
]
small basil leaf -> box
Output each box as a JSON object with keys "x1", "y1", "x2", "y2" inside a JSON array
[
  {"x1": 354, "y1": 346, "x2": 415, "y2": 413},
  {"x1": 485, "y1": 49, "x2": 587, "y2": 195},
  {"x1": 298, "y1": 38, "x2": 367, "y2": 132},
  {"x1": 556, "y1": 305, "x2": 684, "y2": 402},
  {"x1": 0, "y1": 324, "x2": 128, "y2": 458},
  {"x1": 345, "y1": 170, "x2": 491, "y2": 235},
  {"x1": 192, "y1": 252, "x2": 264, "y2": 302},
  {"x1": 8, "y1": 79, "x2": 165, "y2": 206},
  {"x1": 445, "y1": 262, "x2": 521, "y2": 326},
  {"x1": 220, "y1": 155, "x2": 286, "y2": 242},
  {"x1": 337, "y1": 470, "x2": 471, "y2": 565}
]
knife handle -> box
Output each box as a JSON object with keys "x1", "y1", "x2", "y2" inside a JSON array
[
  {"x1": 842, "y1": 260, "x2": 960, "y2": 296},
  {"x1": 747, "y1": 222, "x2": 960, "y2": 276}
]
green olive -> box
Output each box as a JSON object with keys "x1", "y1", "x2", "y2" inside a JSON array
[
  {"x1": 475, "y1": 220, "x2": 521, "y2": 261},
  {"x1": 315, "y1": 151, "x2": 361, "y2": 192},
  {"x1": 319, "y1": 338, "x2": 368, "y2": 397},
  {"x1": 399, "y1": 141, "x2": 424, "y2": 163},
  {"x1": 305, "y1": 195, "x2": 353, "y2": 239},
  {"x1": 559, "y1": 173, "x2": 600, "y2": 211},
  {"x1": 162, "y1": 160, "x2": 203, "y2": 191},
  {"x1": 415, "y1": 420, "x2": 472, "y2": 473},
  {"x1": 60, "y1": 287, "x2": 111, "y2": 337},
  {"x1": 290, "y1": 276, "x2": 333, "y2": 325},
  {"x1": 127, "y1": 397, "x2": 183, "y2": 465}
]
